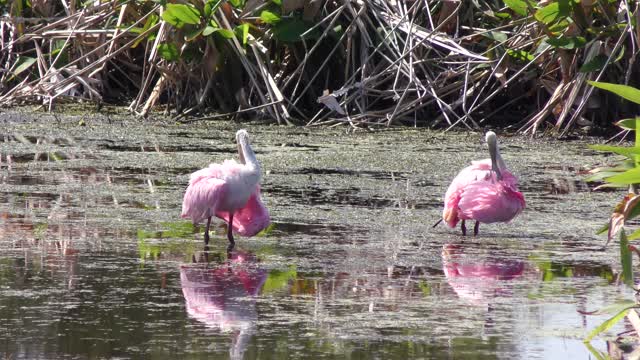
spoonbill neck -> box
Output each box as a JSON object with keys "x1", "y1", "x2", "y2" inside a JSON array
[
  {"x1": 236, "y1": 131, "x2": 259, "y2": 170},
  {"x1": 486, "y1": 131, "x2": 503, "y2": 181}
]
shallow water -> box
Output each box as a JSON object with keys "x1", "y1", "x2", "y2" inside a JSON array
[{"x1": 0, "y1": 111, "x2": 632, "y2": 359}]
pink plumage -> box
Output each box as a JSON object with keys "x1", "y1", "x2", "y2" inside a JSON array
[
  {"x1": 441, "y1": 132, "x2": 525, "y2": 235},
  {"x1": 181, "y1": 130, "x2": 270, "y2": 249}
]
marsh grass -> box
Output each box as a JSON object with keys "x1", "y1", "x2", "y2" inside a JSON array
[{"x1": 1, "y1": 1, "x2": 640, "y2": 133}]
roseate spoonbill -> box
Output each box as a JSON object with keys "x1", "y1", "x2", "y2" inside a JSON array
[
  {"x1": 181, "y1": 130, "x2": 270, "y2": 251},
  {"x1": 437, "y1": 131, "x2": 525, "y2": 235}
]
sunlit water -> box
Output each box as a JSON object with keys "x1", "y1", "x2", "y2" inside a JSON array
[{"x1": 0, "y1": 112, "x2": 633, "y2": 359}]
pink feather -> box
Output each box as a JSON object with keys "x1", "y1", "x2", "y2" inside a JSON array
[
  {"x1": 181, "y1": 159, "x2": 270, "y2": 237},
  {"x1": 442, "y1": 158, "x2": 525, "y2": 228}
]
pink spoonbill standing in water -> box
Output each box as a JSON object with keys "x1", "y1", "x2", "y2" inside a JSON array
[
  {"x1": 181, "y1": 129, "x2": 270, "y2": 251},
  {"x1": 438, "y1": 131, "x2": 525, "y2": 235}
]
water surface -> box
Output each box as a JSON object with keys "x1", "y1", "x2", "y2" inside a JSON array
[{"x1": 0, "y1": 111, "x2": 631, "y2": 359}]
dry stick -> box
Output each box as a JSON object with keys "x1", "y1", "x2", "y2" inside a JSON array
[
  {"x1": 250, "y1": 43, "x2": 292, "y2": 125},
  {"x1": 46, "y1": 10, "x2": 89, "y2": 110},
  {"x1": 387, "y1": 2, "x2": 425, "y2": 125},
  {"x1": 47, "y1": 24, "x2": 158, "y2": 104},
  {"x1": 560, "y1": 26, "x2": 629, "y2": 137},
  {"x1": 213, "y1": 11, "x2": 284, "y2": 123},
  {"x1": 91, "y1": 1, "x2": 128, "y2": 78},
  {"x1": 290, "y1": 5, "x2": 362, "y2": 109},
  {"x1": 449, "y1": 47, "x2": 550, "y2": 131},
  {"x1": 8, "y1": 1, "x2": 115, "y2": 45},
  {"x1": 131, "y1": 16, "x2": 166, "y2": 113},
  {"x1": 307, "y1": 0, "x2": 424, "y2": 124},
  {"x1": 463, "y1": 21, "x2": 532, "y2": 115},
  {"x1": 395, "y1": 70, "x2": 488, "y2": 121},
  {"x1": 332, "y1": 1, "x2": 472, "y2": 123},
  {"x1": 283, "y1": 5, "x2": 345, "y2": 95},
  {"x1": 553, "y1": 43, "x2": 601, "y2": 132},
  {"x1": 0, "y1": 8, "x2": 158, "y2": 104},
  {"x1": 181, "y1": 100, "x2": 285, "y2": 122},
  {"x1": 41, "y1": 7, "x2": 153, "y2": 87}
]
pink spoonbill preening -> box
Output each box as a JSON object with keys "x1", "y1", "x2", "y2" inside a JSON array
[
  {"x1": 437, "y1": 131, "x2": 525, "y2": 235},
  {"x1": 181, "y1": 129, "x2": 270, "y2": 251}
]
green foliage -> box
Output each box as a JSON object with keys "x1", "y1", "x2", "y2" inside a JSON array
[
  {"x1": 584, "y1": 302, "x2": 637, "y2": 342},
  {"x1": 161, "y1": 3, "x2": 201, "y2": 28},
  {"x1": 579, "y1": 55, "x2": 608, "y2": 73},
  {"x1": 11, "y1": 56, "x2": 36, "y2": 79},
  {"x1": 260, "y1": 10, "x2": 281, "y2": 25},
  {"x1": 5, "y1": 0, "x2": 640, "y2": 129},
  {"x1": 585, "y1": 81, "x2": 640, "y2": 343},
  {"x1": 588, "y1": 81, "x2": 640, "y2": 105},
  {"x1": 273, "y1": 19, "x2": 320, "y2": 42},
  {"x1": 620, "y1": 230, "x2": 634, "y2": 286},
  {"x1": 262, "y1": 266, "x2": 297, "y2": 294},
  {"x1": 157, "y1": 43, "x2": 179, "y2": 61},
  {"x1": 503, "y1": 0, "x2": 530, "y2": 17}
]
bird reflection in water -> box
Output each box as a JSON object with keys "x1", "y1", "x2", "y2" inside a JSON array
[
  {"x1": 180, "y1": 249, "x2": 267, "y2": 359},
  {"x1": 442, "y1": 243, "x2": 533, "y2": 306}
]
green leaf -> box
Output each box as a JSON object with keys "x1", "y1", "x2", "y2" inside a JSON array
[
  {"x1": 585, "y1": 170, "x2": 626, "y2": 182},
  {"x1": 271, "y1": 0, "x2": 282, "y2": 5},
  {"x1": 621, "y1": 230, "x2": 634, "y2": 286},
  {"x1": 256, "y1": 223, "x2": 276, "y2": 237},
  {"x1": 273, "y1": 18, "x2": 320, "y2": 42},
  {"x1": 506, "y1": 49, "x2": 534, "y2": 62},
  {"x1": 204, "y1": 0, "x2": 222, "y2": 17},
  {"x1": 202, "y1": 25, "x2": 217, "y2": 36},
  {"x1": 215, "y1": 28, "x2": 236, "y2": 39},
  {"x1": 260, "y1": 9, "x2": 281, "y2": 24},
  {"x1": 132, "y1": 14, "x2": 159, "y2": 48},
  {"x1": 228, "y1": 0, "x2": 244, "y2": 8},
  {"x1": 596, "y1": 222, "x2": 609, "y2": 235},
  {"x1": 235, "y1": 23, "x2": 249, "y2": 45},
  {"x1": 616, "y1": 118, "x2": 640, "y2": 131},
  {"x1": 546, "y1": 36, "x2": 586, "y2": 49},
  {"x1": 482, "y1": 30, "x2": 508, "y2": 43},
  {"x1": 535, "y1": 1, "x2": 570, "y2": 25},
  {"x1": 11, "y1": 56, "x2": 36, "y2": 77},
  {"x1": 503, "y1": 0, "x2": 529, "y2": 17},
  {"x1": 605, "y1": 167, "x2": 640, "y2": 184},
  {"x1": 162, "y1": 3, "x2": 201, "y2": 28},
  {"x1": 262, "y1": 266, "x2": 296, "y2": 294},
  {"x1": 547, "y1": 18, "x2": 570, "y2": 32},
  {"x1": 185, "y1": 26, "x2": 205, "y2": 41},
  {"x1": 579, "y1": 54, "x2": 608, "y2": 73},
  {"x1": 589, "y1": 144, "x2": 640, "y2": 159},
  {"x1": 583, "y1": 341, "x2": 608, "y2": 360},
  {"x1": 157, "y1": 43, "x2": 179, "y2": 61},
  {"x1": 584, "y1": 303, "x2": 634, "y2": 342},
  {"x1": 627, "y1": 227, "x2": 640, "y2": 240},
  {"x1": 588, "y1": 80, "x2": 640, "y2": 105}
]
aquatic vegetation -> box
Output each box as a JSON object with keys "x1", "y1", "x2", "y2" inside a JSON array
[
  {"x1": 584, "y1": 81, "x2": 640, "y2": 348},
  {"x1": 1, "y1": 1, "x2": 639, "y2": 132}
]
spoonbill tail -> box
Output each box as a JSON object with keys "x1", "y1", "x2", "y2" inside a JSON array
[
  {"x1": 438, "y1": 131, "x2": 525, "y2": 235},
  {"x1": 181, "y1": 129, "x2": 270, "y2": 251}
]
